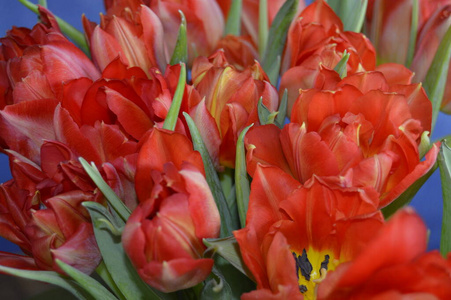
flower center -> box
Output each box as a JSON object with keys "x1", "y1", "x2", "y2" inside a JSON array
[{"x1": 292, "y1": 248, "x2": 339, "y2": 300}]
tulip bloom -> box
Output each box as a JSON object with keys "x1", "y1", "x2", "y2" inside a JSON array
[
  {"x1": 0, "y1": 142, "x2": 103, "y2": 274},
  {"x1": 247, "y1": 70, "x2": 438, "y2": 208},
  {"x1": 99, "y1": 0, "x2": 224, "y2": 67},
  {"x1": 280, "y1": 0, "x2": 377, "y2": 114},
  {"x1": 0, "y1": 7, "x2": 100, "y2": 109},
  {"x1": 122, "y1": 128, "x2": 220, "y2": 292},
  {"x1": 190, "y1": 50, "x2": 279, "y2": 169},
  {"x1": 318, "y1": 210, "x2": 451, "y2": 299},
  {"x1": 234, "y1": 164, "x2": 384, "y2": 299}
]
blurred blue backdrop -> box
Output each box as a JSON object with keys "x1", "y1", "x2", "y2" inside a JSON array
[{"x1": 0, "y1": 0, "x2": 449, "y2": 253}]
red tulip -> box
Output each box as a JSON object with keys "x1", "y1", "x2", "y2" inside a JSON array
[
  {"x1": 366, "y1": 0, "x2": 450, "y2": 65},
  {"x1": 0, "y1": 7, "x2": 100, "y2": 109},
  {"x1": 190, "y1": 50, "x2": 279, "y2": 169},
  {"x1": 280, "y1": 0, "x2": 377, "y2": 115},
  {"x1": 84, "y1": 4, "x2": 168, "y2": 73},
  {"x1": 234, "y1": 164, "x2": 384, "y2": 299},
  {"x1": 0, "y1": 142, "x2": 104, "y2": 274},
  {"x1": 122, "y1": 128, "x2": 220, "y2": 292},
  {"x1": 100, "y1": 0, "x2": 225, "y2": 66},
  {"x1": 366, "y1": 0, "x2": 451, "y2": 113},
  {"x1": 247, "y1": 70, "x2": 438, "y2": 208},
  {"x1": 318, "y1": 209, "x2": 451, "y2": 300}
]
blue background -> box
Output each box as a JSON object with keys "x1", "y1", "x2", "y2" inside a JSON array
[{"x1": 0, "y1": 1, "x2": 450, "y2": 252}]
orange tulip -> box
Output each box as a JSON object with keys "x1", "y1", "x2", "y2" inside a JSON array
[{"x1": 123, "y1": 128, "x2": 220, "y2": 292}]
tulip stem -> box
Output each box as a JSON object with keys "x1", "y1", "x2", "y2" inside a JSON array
[
  {"x1": 258, "y1": 0, "x2": 268, "y2": 58},
  {"x1": 17, "y1": 0, "x2": 90, "y2": 56},
  {"x1": 225, "y1": 0, "x2": 243, "y2": 36},
  {"x1": 406, "y1": 0, "x2": 419, "y2": 67}
]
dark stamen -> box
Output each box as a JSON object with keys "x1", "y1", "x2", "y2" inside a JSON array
[
  {"x1": 292, "y1": 252, "x2": 300, "y2": 280},
  {"x1": 299, "y1": 249, "x2": 313, "y2": 281},
  {"x1": 299, "y1": 285, "x2": 308, "y2": 293},
  {"x1": 321, "y1": 254, "x2": 330, "y2": 271}
]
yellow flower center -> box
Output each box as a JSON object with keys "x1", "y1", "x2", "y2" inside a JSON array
[{"x1": 292, "y1": 248, "x2": 340, "y2": 300}]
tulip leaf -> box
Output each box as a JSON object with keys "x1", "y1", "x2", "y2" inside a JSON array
[
  {"x1": 438, "y1": 142, "x2": 451, "y2": 256},
  {"x1": 183, "y1": 113, "x2": 238, "y2": 237},
  {"x1": 38, "y1": 0, "x2": 47, "y2": 7},
  {"x1": 200, "y1": 264, "x2": 233, "y2": 300},
  {"x1": 82, "y1": 202, "x2": 173, "y2": 300},
  {"x1": 235, "y1": 124, "x2": 253, "y2": 228},
  {"x1": 163, "y1": 63, "x2": 186, "y2": 131},
  {"x1": 28, "y1": 288, "x2": 77, "y2": 300},
  {"x1": 327, "y1": 0, "x2": 368, "y2": 32},
  {"x1": 0, "y1": 266, "x2": 89, "y2": 300},
  {"x1": 257, "y1": 97, "x2": 278, "y2": 125},
  {"x1": 406, "y1": 0, "x2": 419, "y2": 67},
  {"x1": 96, "y1": 262, "x2": 126, "y2": 300},
  {"x1": 334, "y1": 50, "x2": 350, "y2": 79},
  {"x1": 382, "y1": 160, "x2": 438, "y2": 218},
  {"x1": 424, "y1": 24, "x2": 451, "y2": 132},
  {"x1": 17, "y1": 0, "x2": 90, "y2": 56},
  {"x1": 55, "y1": 259, "x2": 118, "y2": 300},
  {"x1": 258, "y1": 0, "x2": 268, "y2": 58},
  {"x1": 225, "y1": 0, "x2": 243, "y2": 36},
  {"x1": 262, "y1": 0, "x2": 298, "y2": 85},
  {"x1": 219, "y1": 169, "x2": 240, "y2": 226},
  {"x1": 275, "y1": 89, "x2": 288, "y2": 128},
  {"x1": 79, "y1": 158, "x2": 131, "y2": 222},
  {"x1": 169, "y1": 11, "x2": 188, "y2": 65},
  {"x1": 203, "y1": 236, "x2": 255, "y2": 281}
]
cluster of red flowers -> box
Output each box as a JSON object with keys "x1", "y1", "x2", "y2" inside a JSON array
[{"x1": 0, "y1": 0, "x2": 450, "y2": 299}]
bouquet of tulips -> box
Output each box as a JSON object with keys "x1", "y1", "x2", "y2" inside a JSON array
[{"x1": 1, "y1": 0, "x2": 451, "y2": 298}]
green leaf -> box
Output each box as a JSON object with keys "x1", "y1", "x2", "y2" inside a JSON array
[
  {"x1": 262, "y1": 0, "x2": 298, "y2": 85},
  {"x1": 219, "y1": 169, "x2": 240, "y2": 226},
  {"x1": 333, "y1": 50, "x2": 350, "y2": 79},
  {"x1": 258, "y1": 0, "x2": 268, "y2": 58},
  {"x1": 235, "y1": 124, "x2": 253, "y2": 228},
  {"x1": 18, "y1": 0, "x2": 90, "y2": 56},
  {"x1": 96, "y1": 262, "x2": 126, "y2": 300},
  {"x1": 163, "y1": 63, "x2": 186, "y2": 131},
  {"x1": 0, "y1": 266, "x2": 89, "y2": 300},
  {"x1": 203, "y1": 236, "x2": 254, "y2": 280},
  {"x1": 183, "y1": 113, "x2": 238, "y2": 237},
  {"x1": 423, "y1": 25, "x2": 451, "y2": 132},
  {"x1": 82, "y1": 202, "x2": 172, "y2": 300},
  {"x1": 55, "y1": 260, "x2": 117, "y2": 300},
  {"x1": 169, "y1": 11, "x2": 188, "y2": 65},
  {"x1": 38, "y1": 0, "x2": 47, "y2": 7},
  {"x1": 257, "y1": 97, "x2": 278, "y2": 125},
  {"x1": 28, "y1": 288, "x2": 78, "y2": 300},
  {"x1": 406, "y1": 0, "x2": 419, "y2": 67},
  {"x1": 79, "y1": 158, "x2": 131, "y2": 222},
  {"x1": 200, "y1": 265, "x2": 233, "y2": 300},
  {"x1": 225, "y1": 0, "x2": 243, "y2": 36},
  {"x1": 438, "y1": 142, "x2": 451, "y2": 256},
  {"x1": 382, "y1": 160, "x2": 438, "y2": 218},
  {"x1": 275, "y1": 89, "x2": 288, "y2": 128},
  {"x1": 327, "y1": 0, "x2": 368, "y2": 32}
]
